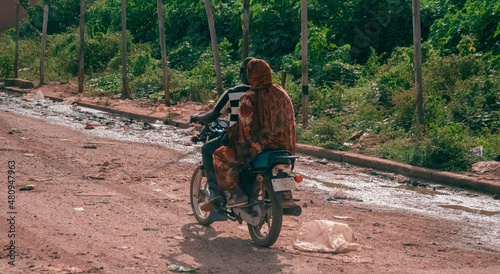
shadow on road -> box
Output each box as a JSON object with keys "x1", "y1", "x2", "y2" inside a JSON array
[{"x1": 166, "y1": 223, "x2": 293, "y2": 273}]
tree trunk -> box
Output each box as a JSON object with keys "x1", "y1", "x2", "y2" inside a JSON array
[
  {"x1": 121, "y1": 0, "x2": 132, "y2": 99},
  {"x1": 301, "y1": 0, "x2": 309, "y2": 128},
  {"x1": 203, "y1": 0, "x2": 223, "y2": 96},
  {"x1": 40, "y1": 4, "x2": 49, "y2": 86},
  {"x1": 14, "y1": 3, "x2": 20, "y2": 78},
  {"x1": 78, "y1": 0, "x2": 85, "y2": 93},
  {"x1": 281, "y1": 70, "x2": 286, "y2": 89},
  {"x1": 412, "y1": 0, "x2": 424, "y2": 135},
  {"x1": 157, "y1": 0, "x2": 170, "y2": 106},
  {"x1": 241, "y1": 0, "x2": 250, "y2": 60}
]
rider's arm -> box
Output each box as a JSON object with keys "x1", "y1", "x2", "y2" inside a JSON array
[
  {"x1": 192, "y1": 89, "x2": 231, "y2": 124},
  {"x1": 193, "y1": 109, "x2": 219, "y2": 124}
]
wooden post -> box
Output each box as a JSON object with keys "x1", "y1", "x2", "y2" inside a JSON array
[
  {"x1": 203, "y1": 0, "x2": 223, "y2": 96},
  {"x1": 14, "y1": 3, "x2": 20, "y2": 78},
  {"x1": 301, "y1": 0, "x2": 309, "y2": 128},
  {"x1": 40, "y1": 4, "x2": 49, "y2": 85},
  {"x1": 241, "y1": 0, "x2": 250, "y2": 60},
  {"x1": 412, "y1": 0, "x2": 424, "y2": 134},
  {"x1": 78, "y1": 0, "x2": 85, "y2": 93},
  {"x1": 157, "y1": 0, "x2": 170, "y2": 106},
  {"x1": 121, "y1": 0, "x2": 132, "y2": 99}
]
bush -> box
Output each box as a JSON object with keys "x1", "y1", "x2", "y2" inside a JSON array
[
  {"x1": 411, "y1": 123, "x2": 478, "y2": 172},
  {"x1": 477, "y1": 134, "x2": 500, "y2": 159},
  {"x1": 309, "y1": 84, "x2": 345, "y2": 118},
  {"x1": 423, "y1": 53, "x2": 500, "y2": 133},
  {"x1": 167, "y1": 41, "x2": 203, "y2": 71},
  {"x1": 0, "y1": 35, "x2": 15, "y2": 78},
  {"x1": 85, "y1": 31, "x2": 122, "y2": 73},
  {"x1": 375, "y1": 47, "x2": 413, "y2": 109},
  {"x1": 129, "y1": 59, "x2": 162, "y2": 100},
  {"x1": 314, "y1": 60, "x2": 362, "y2": 87},
  {"x1": 87, "y1": 73, "x2": 122, "y2": 96},
  {"x1": 168, "y1": 48, "x2": 216, "y2": 103},
  {"x1": 129, "y1": 45, "x2": 156, "y2": 77},
  {"x1": 376, "y1": 138, "x2": 418, "y2": 163},
  {"x1": 46, "y1": 30, "x2": 79, "y2": 77},
  {"x1": 298, "y1": 117, "x2": 349, "y2": 150},
  {"x1": 391, "y1": 89, "x2": 416, "y2": 131}
]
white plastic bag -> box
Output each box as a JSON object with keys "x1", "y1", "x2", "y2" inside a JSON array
[
  {"x1": 294, "y1": 220, "x2": 361, "y2": 253},
  {"x1": 33, "y1": 90, "x2": 45, "y2": 100}
]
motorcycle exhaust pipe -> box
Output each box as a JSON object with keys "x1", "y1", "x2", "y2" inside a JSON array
[{"x1": 283, "y1": 205, "x2": 302, "y2": 216}]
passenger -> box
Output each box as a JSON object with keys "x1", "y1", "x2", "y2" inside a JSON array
[{"x1": 212, "y1": 58, "x2": 296, "y2": 208}]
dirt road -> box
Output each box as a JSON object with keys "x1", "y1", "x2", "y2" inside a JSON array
[{"x1": 1, "y1": 111, "x2": 499, "y2": 273}]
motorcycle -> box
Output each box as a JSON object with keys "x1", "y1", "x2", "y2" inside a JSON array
[{"x1": 190, "y1": 119, "x2": 303, "y2": 247}]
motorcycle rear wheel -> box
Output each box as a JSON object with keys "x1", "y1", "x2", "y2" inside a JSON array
[
  {"x1": 247, "y1": 176, "x2": 283, "y2": 247},
  {"x1": 190, "y1": 167, "x2": 214, "y2": 226}
]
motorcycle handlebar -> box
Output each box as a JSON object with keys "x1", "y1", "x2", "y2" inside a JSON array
[
  {"x1": 191, "y1": 135, "x2": 201, "y2": 143},
  {"x1": 191, "y1": 119, "x2": 227, "y2": 144}
]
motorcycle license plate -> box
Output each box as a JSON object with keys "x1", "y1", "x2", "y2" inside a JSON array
[{"x1": 272, "y1": 177, "x2": 296, "y2": 192}]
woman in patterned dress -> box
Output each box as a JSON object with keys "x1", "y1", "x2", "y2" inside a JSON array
[{"x1": 213, "y1": 58, "x2": 296, "y2": 207}]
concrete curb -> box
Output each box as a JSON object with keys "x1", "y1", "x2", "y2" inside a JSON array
[
  {"x1": 2, "y1": 86, "x2": 499, "y2": 195},
  {"x1": 297, "y1": 144, "x2": 500, "y2": 195}
]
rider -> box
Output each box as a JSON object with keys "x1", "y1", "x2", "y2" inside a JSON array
[
  {"x1": 213, "y1": 58, "x2": 296, "y2": 208},
  {"x1": 190, "y1": 57, "x2": 254, "y2": 211}
]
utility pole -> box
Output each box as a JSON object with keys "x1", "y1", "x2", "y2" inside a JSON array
[
  {"x1": 121, "y1": 0, "x2": 132, "y2": 99},
  {"x1": 412, "y1": 0, "x2": 424, "y2": 135},
  {"x1": 78, "y1": 0, "x2": 85, "y2": 93},
  {"x1": 301, "y1": 0, "x2": 309, "y2": 128},
  {"x1": 40, "y1": 4, "x2": 49, "y2": 85},
  {"x1": 203, "y1": 0, "x2": 224, "y2": 96},
  {"x1": 157, "y1": 0, "x2": 170, "y2": 106},
  {"x1": 241, "y1": 0, "x2": 250, "y2": 60},
  {"x1": 14, "y1": 3, "x2": 20, "y2": 78}
]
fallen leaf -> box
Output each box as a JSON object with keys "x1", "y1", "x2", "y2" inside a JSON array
[
  {"x1": 83, "y1": 145, "x2": 97, "y2": 149},
  {"x1": 19, "y1": 185, "x2": 35, "y2": 191}
]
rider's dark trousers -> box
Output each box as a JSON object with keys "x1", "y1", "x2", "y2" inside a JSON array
[{"x1": 201, "y1": 135, "x2": 229, "y2": 199}]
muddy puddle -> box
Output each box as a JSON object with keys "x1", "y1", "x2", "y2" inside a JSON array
[
  {"x1": 439, "y1": 205, "x2": 500, "y2": 217},
  {"x1": 1, "y1": 91, "x2": 499, "y2": 250}
]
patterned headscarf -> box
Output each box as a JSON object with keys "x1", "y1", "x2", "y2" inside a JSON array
[{"x1": 247, "y1": 59, "x2": 273, "y2": 90}]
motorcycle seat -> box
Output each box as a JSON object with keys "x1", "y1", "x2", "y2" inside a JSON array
[{"x1": 251, "y1": 150, "x2": 295, "y2": 169}]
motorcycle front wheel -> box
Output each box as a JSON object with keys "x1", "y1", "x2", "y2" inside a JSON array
[
  {"x1": 247, "y1": 176, "x2": 283, "y2": 247},
  {"x1": 190, "y1": 166, "x2": 213, "y2": 226}
]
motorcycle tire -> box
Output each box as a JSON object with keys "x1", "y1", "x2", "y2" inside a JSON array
[
  {"x1": 247, "y1": 175, "x2": 283, "y2": 247},
  {"x1": 190, "y1": 166, "x2": 214, "y2": 226}
]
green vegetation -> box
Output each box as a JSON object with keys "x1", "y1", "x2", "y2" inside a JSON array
[{"x1": 0, "y1": 0, "x2": 499, "y2": 172}]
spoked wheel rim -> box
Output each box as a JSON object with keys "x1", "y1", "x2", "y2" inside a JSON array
[
  {"x1": 190, "y1": 167, "x2": 213, "y2": 225},
  {"x1": 248, "y1": 178, "x2": 282, "y2": 247},
  {"x1": 250, "y1": 187, "x2": 273, "y2": 238}
]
